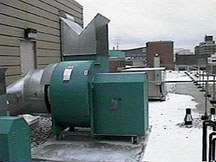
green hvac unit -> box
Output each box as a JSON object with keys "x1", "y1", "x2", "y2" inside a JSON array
[
  {"x1": 50, "y1": 61, "x2": 149, "y2": 141},
  {"x1": 0, "y1": 117, "x2": 32, "y2": 162}
]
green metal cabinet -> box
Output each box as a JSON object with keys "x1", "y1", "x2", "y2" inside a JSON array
[
  {"x1": 92, "y1": 73, "x2": 149, "y2": 136},
  {"x1": 0, "y1": 117, "x2": 31, "y2": 162}
]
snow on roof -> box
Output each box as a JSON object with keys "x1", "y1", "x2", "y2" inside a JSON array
[
  {"x1": 143, "y1": 93, "x2": 200, "y2": 162},
  {"x1": 122, "y1": 67, "x2": 166, "y2": 72}
]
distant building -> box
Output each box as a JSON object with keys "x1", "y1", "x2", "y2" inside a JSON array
[
  {"x1": 0, "y1": 0, "x2": 83, "y2": 85},
  {"x1": 208, "y1": 54, "x2": 216, "y2": 73},
  {"x1": 196, "y1": 35, "x2": 216, "y2": 56},
  {"x1": 175, "y1": 54, "x2": 197, "y2": 71},
  {"x1": 122, "y1": 47, "x2": 147, "y2": 67},
  {"x1": 109, "y1": 50, "x2": 126, "y2": 72},
  {"x1": 146, "y1": 41, "x2": 174, "y2": 70},
  {"x1": 205, "y1": 35, "x2": 214, "y2": 42},
  {"x1": 174, "y1": 48, "x2": 193, "y2": 62},
  {"x1": 122, "y1": 47, "x2": 146, "y2": 59},
  {"x1": 175, "y1": 48, "x2": 193, "y2": 55},
  {"x1": 195, "y1": 35, "x2": 216, "y2": 70},
  {"x1": 195, "y1": 46, "x2": 200, "y2": 55}
]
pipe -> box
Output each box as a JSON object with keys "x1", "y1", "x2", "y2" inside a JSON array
[
  {"x1": 198, "y1": 70, "x2": 202, "y2": 88},
  {"x1": 202, "y1": 121, "x2": 216, "y2": 161},
  {"x1": 212, "y1": 75, "x2": 216, "y2": 103},
  {"x1": 204, "y1": 83, "x2": 208, "y2": 118},
  {"x1": 202, "y1": 70, "x2": 205, "y2": 90},
  {"x1": 211, "y1": 138, "x2": 216, "y2": 161},
  {"x1": 206, "y1": 70, "x2": 210, "y2": 97},
  {"x1": 208, "y1": 132, "x2": 216, "y2": 162},
  {"x1": 213, "y1": 139, "x2": 216, "y2": 161}
]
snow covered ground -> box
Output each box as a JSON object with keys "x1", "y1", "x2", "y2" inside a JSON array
[
  {"x1": 165, "y1": 71, "x2": 191, "y2": 82},
  {"x1": 165, "y1": 71, "x2": 191, "y2": 93},
  {"x1": 143, "y1": 93, "x2": 201, "y2": 162},
  {"x1": 143, "y1": 71, "x2": 202, "y2": 162}
]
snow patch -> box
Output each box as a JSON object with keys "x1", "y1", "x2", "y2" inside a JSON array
[
  {"x1": 143, "y1": 93, "x2": 201, "y2": 162},
  {"x1": 165, "y1": 71, "x2": 191, "y2": 93}
]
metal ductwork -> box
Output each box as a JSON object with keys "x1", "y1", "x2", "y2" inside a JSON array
[
  {"x1": 7, "y1": 64, "x2": 57, "y2": 115},
  {"x1": 61, "y1": 13, "x2": 110, "y2": 56}
]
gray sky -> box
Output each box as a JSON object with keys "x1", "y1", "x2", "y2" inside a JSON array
[{"x1": 77, "y1": 0, "x2": 216, "y2": 51}]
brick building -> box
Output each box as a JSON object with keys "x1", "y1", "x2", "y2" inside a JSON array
[
  {"x1": 109, "y1": 50, "x2": 125, "y2": 72},
  {"x1": 146, "y1": 41, "x2": 174, "y2": 70}
]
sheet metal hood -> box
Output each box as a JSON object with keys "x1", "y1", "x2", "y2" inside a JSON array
[{"x1": 61, "y1": 13, "x2": 110, "y2": 56}]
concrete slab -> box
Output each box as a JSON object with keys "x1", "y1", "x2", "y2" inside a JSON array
[{"x1": 32, "y1": 135, "x2": 148, "y2": 162}]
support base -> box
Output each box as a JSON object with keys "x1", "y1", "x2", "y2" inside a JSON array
[
  {"x1": 201, "y1": 115, "x2": 209, "y2": 120},
  {"x1": 210, "y1": 100, "x2": 216, "y2": 104}
]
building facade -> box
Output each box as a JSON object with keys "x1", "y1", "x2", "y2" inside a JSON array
[
  {"x1": 194, "y1": 35, "x2": 216, "y2": 70},
  {"x1": 146, "y1": 41, "x2": 174, "y2": 70},
  {"x1": 198, "y1": 36, "x2": 216, "y2": 56},
  {"x1": 175, "y1": 54, "x2": 198, "y2": 71},
  {"x1": 175, "y1": 48, "x2": 193, "y2": 55},
  {"x1": 122, "y1": 47, "x2": 147, "y2": 67},
  {"x1": 0, "y1": 0, "x2": 83, "y2": 85},
  {"x1": 195, "y1": 46, "x2": 200, "y2": 55}
]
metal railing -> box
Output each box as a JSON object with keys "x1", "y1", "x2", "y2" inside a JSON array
[{"x1": 185, "y1": 70, "x2": 216, "y2": 162}]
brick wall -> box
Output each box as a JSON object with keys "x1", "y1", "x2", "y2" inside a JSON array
[
  {"x1": 109, "y1": 59, "x2": 125, "y2": 72},
  {"x1": 146, "y1": 41, "x2": 174, "y2": 70}
]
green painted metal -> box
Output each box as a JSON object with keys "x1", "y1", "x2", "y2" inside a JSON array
[
  {"x1": 93, "y1": 73, "x2": 148, "y2": 136},
  {"x1": 50, "y1": 60, "x2": 149, "y2": 138},
  {"x1": 0, "y1": 116, "x2": 31, "y2": 162},
  {"x1": 50, "y1": 61, "x2": 96, "y2": 135},
  {"x1": 64, "y1": 55, "x2": 109, "y2": 73},
  {"x1": 109, "y1": 50, "x2": 125, "y2": 59}
]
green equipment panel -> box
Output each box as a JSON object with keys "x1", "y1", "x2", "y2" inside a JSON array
[
  {"x1": 0, "y1": 117, "x2": 31, "y2": 162},
  {"x1": 93, "y1": 73, "x2": 149, "y2": 136}
]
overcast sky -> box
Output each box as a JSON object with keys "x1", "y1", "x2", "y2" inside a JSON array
[{"x1": 77, "y1": 0, "x2": 216, "y2": 52}]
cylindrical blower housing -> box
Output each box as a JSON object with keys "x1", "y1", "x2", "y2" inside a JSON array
[{"x1": 49, "y1": 61, "x2": 100, "y2": 132}]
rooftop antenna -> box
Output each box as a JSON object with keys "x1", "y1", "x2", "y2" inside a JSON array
[{"x1": 114, "y1": 37, "x2": 121, "y2": 50}]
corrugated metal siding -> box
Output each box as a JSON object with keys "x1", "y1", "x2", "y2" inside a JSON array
[{"x1": 0, "y1": 0, "x2": 83, "y2": 85}]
